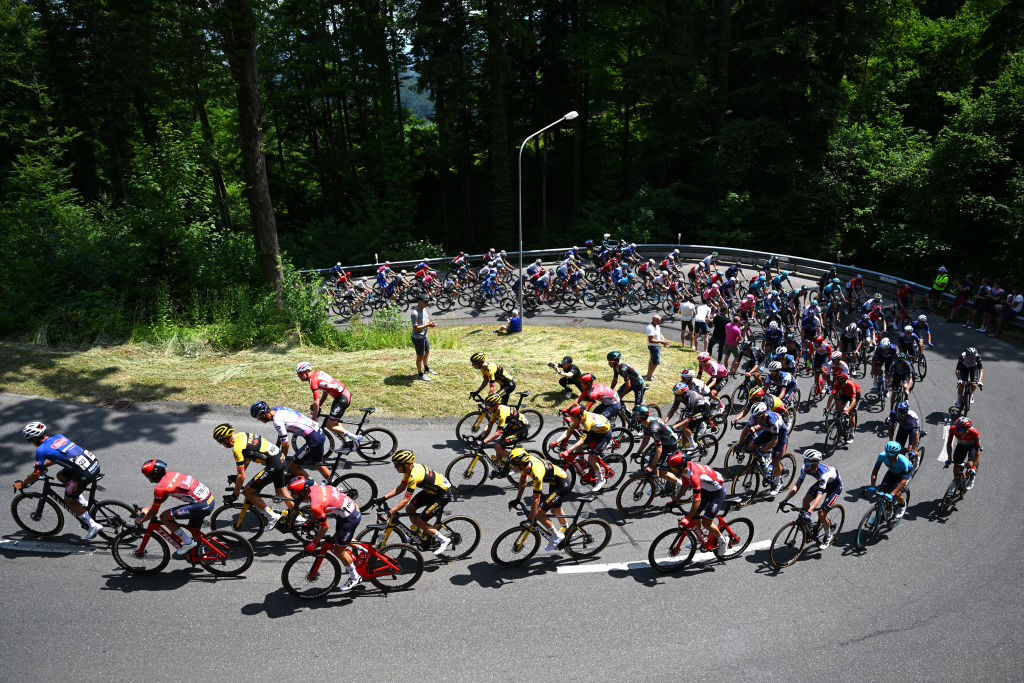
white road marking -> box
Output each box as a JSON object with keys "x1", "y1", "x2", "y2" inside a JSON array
[
  {"x1": 557, "y1": 539, "x2": 772, "y2": 574},
  {"x1": 938, "y1": 426, "x2": 949, "y2": 461},
  {"x1": 0, "y1": 538, "x2": 98, "y2": 555}
]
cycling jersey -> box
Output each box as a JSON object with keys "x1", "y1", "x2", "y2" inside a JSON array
[
  {"x1": 833, "y1": 380, "x2": 861, "y2": 401},
  {"x1": 897, "y1": 333, "x2": 920, "y2": 351},
  {"x1": 523, "y1": 456, "x2": 568, "y2": 494},
  {"x1": 768, "y1": 371, "x2": 797, "y2": 391},
  {"x1": 796, "y1": 463, "x2": 842, "y2": 492},
  {"x1": 684, "y1": 462, "x2": 725, "y2": 492},
  {"x1": 488, "y1": 405, "x2": 528, "y2": 430},
  {"x1": 758, "y1": 410, "x2": 789, "y2": 437},
  {"x1": 153, "y1": 471, "x2": 213, "y2": 506},
  {"x1": 687, "y1": 378, "x2": 712, "y2": 397},
  {"x1": 890, "y1": 360, "x2": 913, "y2": 381},
  {"x1": 889, "y1": 410, "x2": 920, "y2": 433},
  {"x1": 873, "y1": 347, "x2": 896, "y2": 364},
  {"x1": 581, "y1": 383, "x2": 620, "y2": 406},
  {"x1": 875, "y1": 453, "x2": 913, "y2": 478},
  {"x1": 230, "y1": 432, "x2": 281, "y2": 465},
  {"x1": 912, "y1": 321, "x2": 930, "y2": 337},
  {"x1": 33, "y1": 435, "x2": 100, "y2": 478},
  {"x1": 644, "y1": 418, "x2": 679, "y2": 449},
  {"x1": 576, "y1": 411, "x2": 611, "y2": 435},
  {"x1": 403, "y1": 463, "x2": 450, "y2": 494},
  {"x1": 308, "y1": 370, "x2": 346, "y2": 399},
  {"x1": 957, "y1": 352, "x2": 982, "y2": 369},
  {"x1": 612, "y1": 361, "x2": 644, "y2": 387},
  {"x1": 701, "y1": 360, "x2": 729, "y2": 379},
  {"x1": 309, "y1": 484, "x2": 359, "y2": 521},
  {"x1": 947, "y1": 427, "x2": 981, "y2": 448},
  {"x1": 271, "y1": 407, "x2": 320, "y2": 439},
  {"x1": 481, "y1": 362, "x2": 515, "y2": 388},
  {"x1": 811, "y1": 340, "x2": 832, "y2": 356},
  {"x1": 764, "y1": 328, "x2": 784, "y2": 348},
  {"x1": 672, "y1": 390, "x2": 711, "y2": 415}
]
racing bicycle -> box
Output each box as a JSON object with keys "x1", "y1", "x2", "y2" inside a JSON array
[
  {"x1": 11, "y1": 473, "x2": 133, "y2": 542},
  {"x1": 769, "y1": 501, "x2": 846, "y2": 568},
  {"x1": 281, "y1": 537, "x2": 423, "y2": 599},
  {"x1": 855, "y1": 486, "x2": 910, "y2": 549},
  {"x1": 352, "y1": 501, "x2": 481, "y2": 561},
  {"x1": 455, "y1": 392, "x2": 544, "y2": 443},
  {"x1": 490, "y1": 493, "x2": 612, "y2": 566},
  {"x1": 647, "y1": 500, "x2": 754, "y2": 572}
]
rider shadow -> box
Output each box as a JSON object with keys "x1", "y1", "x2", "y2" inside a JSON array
[
  {"x1": 241, "y1": 587, "x2": 357, "y2": 618},
  {"x1": 923, "y1": 411, "x2": 948, "y2": 426},
  {"x1": 534, "y1": 389, "x2": 567, "y2": 410},
  {"x1": 905, "y1": 497, "x2": 940, "y2": 523},
  {"x1": 100, "y1": 569, "x2": 205, "y2": 593},
  {"x1": 250, "y1": 539, "x2": 296, "y2": 559},
  {"x1": 861, "y1": 419, "x2": 890, "y2": 438},
  {"x1": 430, "y1": 439, "x2": 465, "y2": 451},
  {"x1": 382, "y1": 374, "x2": 416, "y2": 387},
  {"x1": 448, "y1": 560, "x2": 545, "y2": 589}
]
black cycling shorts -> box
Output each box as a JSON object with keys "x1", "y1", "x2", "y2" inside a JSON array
[
  {"x1": 331, "y1": 511, "x2": 361, "y2": 545},
  {"x1": 246, "y1": 454, "x2": 290, "y2": 491},
  {"x1": 583, "y1": 431, "x2": 612, "y2": 455},
  {"x1": 697, "y1": 487, "x2": 726, "y2": 519},
  {"x1": 539, "y1": 480, "x2": 572, "y2": 511},
  {"x1": 498, "y1": 425, "x2": 528, "y2": 449},
  {"x1": 952, "y1": 443, "x2": 979, "y2": 465},
  {"x1": 327, "y1": 390, "x2": 351, "y2": 420},
  {"x1": 409, "y1": 490, "x2": 451, "y2": 522}
]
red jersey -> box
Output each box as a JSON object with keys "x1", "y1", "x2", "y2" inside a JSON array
[
  {"x1": 812, "y1": 340, "x2": 833, "y2": 356},
  {"x1": 638, "y1": 262, "x2": 650, "y2": 275},
  {"x1": 685, "y1": 462, "x2": 724, "y2": 492},
  {"x1": 308, "y1": 369, "x2": 346, "y2": 399},
  {"x1": 153, "y1": 471, "x2": 213, "y2": 505},
  {"x1": 309, "y1": 484, "x2": 359, "y2": 521},
  {"x1": 832, "y1": 380, "x2": 861, "y2": 400},
  {"x1": 947, "y1": 427, "x2": 981, "y2": 447},
  {"x1": 581, "y1": 382, "x2": 619, "y2": 406}
]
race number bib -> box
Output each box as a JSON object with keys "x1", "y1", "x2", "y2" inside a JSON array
[{"x1": 73, "y1": 450, "x2": 97, "y2": 470}]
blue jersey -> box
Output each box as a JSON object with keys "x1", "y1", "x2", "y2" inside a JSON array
[
  {"x1": 759, "y1": 410, "x2": 789, "y2": 436},
  {"x1": 507, "y1": 316, "x2": 521, "y2": 334},
  {"x1": 897, "y1": 332, "x2": 920, "y2": 350},
  {"x1": 34, "y1": 434, "x2": 100, "y2": 477},
  {"x1": 875, "y1": 453, "x2": 913, "y2": 477},
  {"x1": 796, "y1": 463, "x2": 841, "y2": 491},
  {"x1": 856, "y1": 318, "x2": 875, "y2": 335},
  {"x1": 764, "y1": 328, "x2": 784, "y2": 348},
  {"x1": 888, "y1": 410, "x2": 920, "y2": 433},
  {"x1": 912, "y1": 321, "x2": 930, "y2": 337},
  {"x1": 768, "y1": 371, "x2": 797, "y2": 391},
  {"x1": 873, "y1": 346, "x2": 896, "y2": 363}
]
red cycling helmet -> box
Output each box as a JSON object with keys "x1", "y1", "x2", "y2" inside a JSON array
[
  {"x1": 579, "y1": 373, "x2": 594, "y2": 384},
  {"x1": 666, "y1": 453, "x2": 686, "y2": 468},
  {"x1": 814, "y1": 334, "x2": 824, "y2": 344},
  {"x1": 566, "y1": 404, "x2": 583, "y2": 418},
  {"x1": 287, "y1": 476, "x2": 314, "y2": 496},
  {"x1": 954, "y1": 417, "x2": 972, "y2": 431}
]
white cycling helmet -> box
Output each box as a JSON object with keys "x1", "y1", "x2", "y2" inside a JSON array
[
  {"x1": 904, "y1": 325, "x2": 913, "y2": 333},
  {"x1": 295, "y1": 361, "x2": 312, "y2": 374},
  {"x1": 768, "y1": 361, "x2": 782, "y2": 372},
  {"x1": 750, "y1": 403, "x2": 768, "y2": 418},
  {"x1": 775, "y1": 346, "x2": 787, "y2": 355},
  {"x1": 769, "y1": 321, "x2": 779, "y2": 329},
  {"x1": 918, "y1": 314, "x2": 927, "y2": 322},
  {"x1": 879, "y1": 338, "x2": 891, "y2": 347},
  {"x1": 831, "y1": 351, "x2": 843, "y2": 360},
  {"x1": 22, "y1": 422, "x2": 46, "y2": 440}
]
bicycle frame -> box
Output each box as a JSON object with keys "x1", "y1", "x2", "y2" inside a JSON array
[
  {"x1": 308, "y1": 540, "x2": 402, "y2": 581},
  {"x1": 133, "y1": 519, "x2": 229, "y2": 563}
]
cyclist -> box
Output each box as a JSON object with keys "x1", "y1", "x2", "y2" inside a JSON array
[
  {"x1": 295, "y1": 362, "x2": 362, "y2": 449},
  {"x1": 763, "y1": 320, "x2": 784, "y2": 353},
  {"x1": 733, "y1": 388, "x2": 789, "y2": 438},
  {"x1": 839, "y1": 322, "x2": 863, "y2": 362},
  {"x1": 508, "y1": 449, "x2": 572, "y2": 552},
  {"x1": 696, "y1": 351, "x2": 729, "y2": 406},
  {"x1": 827, "y1": 350, "x2": 850, "y2": 387},
  {"x1": 954, "y1": 347, "x2": 983, "y2": 409},
  {"x1": 470, "y1": 352, "x2": 517, "y2": 404},
  {"x1": 896, "y1": 325, "x2": 923, "y2": 358},
  {"x1": 250, "y1": 400, "x2": 330, "y2": 481},
  {"x1": 945, "y1": 417, "x2": 982, "y2": 487},
  {"x1": 871, "y1": 337, "x2": 897, "y2": 392},
  {"x1": 856, "y1": 313, "x2": 877, "y2": 348},
  {"x1": 137, "y1": 459, "x2": 215, "y2": 556},
  {"x1": 886, "y1": 402, "x2": 921, "y2": 453},
  {"x1": 845, "y1": 273, "x2": 868, "y2": 302},
  {"x1": 214, "y1": 423, "x2": 293, "y2": 526},
  {"x1": 607, "y1": 350, "x2": 646, "y2": 408},
  {"x1": 15, "y1": 422, "x2": 105, "y2": 539},
  {"x1": 667, "y1": 382, "x2": 712, "y2": 451},
  {"x1": 778, "y1": 449, "x2": 842, "y2": 547},
  {"x1": 288, "y1": 476, "x2": 364, "y2": 592},
  {"x1": 377, "y1": 450, "x2": 452, "y2": 555},
  {"x1": 895, "y1": 281, "x2": 916, "y2": 320},
  {"x1": 766, "y1": 361, "x2": 799, "y2": 410},
  {"x1": 752, "y1": 407, "x2": 790, "y2": 495},
  {"x1": 809, "y1": 334, "x2": 833, "y2": 396},
  {"x1": 666, "y1": 460, "x2": 729, "y2": 555},
  {"x1": 869, "y1": 441, "x2": 913, "y2": 519},
  {"x1": 574, "y1": 372, "x2": 622, "y2": 420},
  {"x1": 823, "y1": 372, "x2": 860, "y2": 439},
  {"x1": 889, "y1": 352, "x2": 915, "y2": 410},
  {"x1": 912, "y1": 315, "x2": 933, "y2": 349},
  {"x1": 634, "y1": 405, "x2": 684, "y2": 495},
  {"x1": 557, "y1": 404, "x2": 613, "y2": 492},
  {"x1": 774, "y1": 345, "x2": 797, "y2": 375},
  {"x1": 476, "y1": 394, "x2": 530, "y2": 476}
]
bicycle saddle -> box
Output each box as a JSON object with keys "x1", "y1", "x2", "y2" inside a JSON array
[{"x1": 576, "y1": 493, "x2": 597, "y2": 503}]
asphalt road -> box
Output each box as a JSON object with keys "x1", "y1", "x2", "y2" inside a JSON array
[{"x1": 2, "y1": 291, "x2": 1022, "y2": 681}]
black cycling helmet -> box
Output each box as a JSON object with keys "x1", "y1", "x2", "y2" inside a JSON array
[
  {"x1": 250, "y1": 400, "x2": 270, "y2": 418},
  {"x1": 607, "y1": 351, "x2": 622, "y2": 362}
]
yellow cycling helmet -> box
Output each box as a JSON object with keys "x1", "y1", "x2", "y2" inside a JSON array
[
  {"x1": 508, "y1": 448, "x2": 530, "y2": 466},
  {"x1": 392, "y1": 449, "x2": 415, "y2": 465},
  {"x1": 213, "y1": 423, "x2": 235, "y2": 442},
  {"x1": 484, "y1": 394, "x2": 502, "y2": 405},
  {"x1": 470, "y1": 352, "x2": 486, "y2": 364}
]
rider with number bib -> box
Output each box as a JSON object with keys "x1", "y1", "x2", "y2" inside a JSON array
[
  {"x1": 295, "y1": 362, "x2": 362, "y2": 449},
  {"x1": 886, "y1": 402, "x2": 921, "y2": 453},
  {"x1": 955, "y1": 347, "x2": 983, "y2": 409},
  {"x1": 779, "y1": 449, "x2": 842, "y2": 547},
  {"x1": 214, "y1": 423, "x2": 294, "y2": 527},
  {"x1": 470, "y1": 352, "x2": 516, "y2": 405},
  {"x1": 477, "y1": 394, "x2": 530, "y2": 475},
  {"x1": 634, "y1": 405, "x2": 684, "y2": 495},
  {"x1": 288, "y1": 476, "x2": 364, "y2": 592},
  {"x1": 945, "y1": 417, "x2": 982, "y2": 486},
  {"x1": 137, "y1": 459, "x2": 215, "y2": 557},
  {"x1": 869, "y1": 441, "x2": 913, "y2": 520},
  {"x1": 607, "y1": 351, "x2": 646, "y2": 408},
  {"x1": 557, "y1": 404, "x2": 613, "y2": 492},
  {"x1": 575, "y1": 373, "x2": 622, "y2": 420},
  {"x1": 508, "y1": 449, "x2": 572, "y2": 552},
  {"x1": 377, "y1": 450, "x2": 452, "y2": 556},
  {"x1": 251, "y1": 400, "x2": 330, "y2": 481}
]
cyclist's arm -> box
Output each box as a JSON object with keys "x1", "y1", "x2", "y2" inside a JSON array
[
  {"x1": 309, "y1": 515, "x2": 330, "y2": 546},
  {"x1": 139, "y1": 495, "x2": 166, "y2": 524},
  {"x1": 19, "y1": 459, "x2": 51, "y2": 488}
]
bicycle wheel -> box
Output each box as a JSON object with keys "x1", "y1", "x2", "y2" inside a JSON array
[
  {"x1": 722, "y1": 444, "x2": 752, "y2": 480},
  {"x1": 200, "y1": 530, "x2": 254, "y2": 577},
  {"x1": 542, "y1": 427, "x2": 571, "y2": 461},
  {"x1": 703, "y1": 414, "x2": 728, "y2": 445},
  {"x1": 648, "y1": 527, "x2": 697, "y2": 572},
  {"x1": 718, "y1": 517, "x2": 754, "y2": 560},
  {"x1": 730, "y1": 384, "x2": 750, "y2": 413},
  {"x1": 824, "y1": 422, "x2": 843, "y2": 458},
  {"x1": 646, "y1": 403, "x2": 663, "y2": 418},
  {"x1": 357, "y1": 428, "x2": 397, "y2": 462},
  {"x1": 10, "y1": 493, "x2": 64, "y2": 537},
  {"x1": 209, "y1": 503, "x2": 266, "y2": 540},
  {"x1": 436, "y1": 516, "x2": 481, "y2": 560},
  {"x1": 519, "y1": 409, "x2": 544, "y2": 441},
  {"x1": 776, "y1": 453, "x2": 797, "y2": 490},
  {"x1": 564, "y1": 520, "x2": 612, "y2": 559},
  {"x1": 355, "y1": 524, "x2": 409, "y2": 547},
  {"x1": 717, "y1": 394, "x2": 733, "y2": 416},
  {"x1": 281, "y1": 551, "x2": 340, "y2": 599},
  {"x1": 615, "y1": 475, "x2": 658, "y2": 517},
  {"x1": 455, "y1": 411, "x2": 485, "y2": 443},
  {"x1": 607, "y1": 427, "x2": 635, "y2": 457},
  {"x1": 444, "y1": 454, "x2": 488, "y2": 494},
  {"x1": 600, "y1": 454, "x2": 629, "y2": 491},
  {"x1": 855, "y1": 508, "x2": 881, "y2": 549},
  {"x1": 368, "y1": 543, "x2": 424, "y2": 591},
  {"x1": 332, "y1": 473, "x2": 378, "y2": 512},
  {"x1": 690, "y1": 435, "x2": 719, "y2": 466},
  {"x1": 730, "y1": 466, "x2": 760, "y2": 507},
  {"x1": 916, "y1": 355, "x2": 928, "y2": 380},
  {"x1": 285, "y1": 504, "x2": 319, "y2": 543},
  {"x1": 90, "y1": 499, "x2": 135, "y2": 542},
  {"x1": 111, "y1": 528, "x2": 171, "y2": 575},
  {"x1": 816, "y1": 504, "x2": 845, "y2": 544},
  {"x1": 490, "y1": 526, "x2": 541, "y2": 567},
  {"x1": 889, "y1": 489, "x2": 910, "y2": 529},
  {"x1": 769, "y1": 521, "x2": 807, "y2": 568},
  {"x1": 938, "y1": 483, "x2": 959, "y2": 516}
]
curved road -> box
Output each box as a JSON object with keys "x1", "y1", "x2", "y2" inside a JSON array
[{"x1": 1, "y1": 289, "x2": 1022, "y2": 681}]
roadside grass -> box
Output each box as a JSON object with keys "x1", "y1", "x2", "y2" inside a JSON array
[{"x1": 0, "y1": 325, "x2": 698, "y2": 417}]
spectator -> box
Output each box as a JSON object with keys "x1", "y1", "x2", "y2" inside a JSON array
[
  {"x1": 644, "y1": 315, "x2": 671, "y2": 381},
  {"x1": 494, "y1": 309, "x2": 521, "y2": 335},
  {"x1": 985, "y1": 282, "x2": 1005, "y2": 334},
  {"x1": 694, "y1": 299, "x2": 712, "y2": 352},
  {"x1": 965, "y1": 277, "x2": 991, "y2": 331},
  {"x1": 992, "y1": 286, "x2": 1021, "y2": 338},
  {"x1": 410, "y1": 295, "x2": 437, "y2": 382},
  {"x1": 678, "y1": 295, "x2": 697, "y2": 350},
  {"x1": 949, "y1": 274, "x2": 973, "y2": 323},
  {"x1": 927, "y1": 266, "x2": 949, "y2": 313},
  {"x1": 707, "y1": 306, "x2": 729, "y2": 362},
  {"x1": 551, "y1": 356, "x2": 583, "y2": 399},
  {"x1": 724, "y1": 315, "x2": 744, "y2": 375}
]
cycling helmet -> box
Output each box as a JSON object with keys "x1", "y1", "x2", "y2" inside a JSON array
[
  {"x1": 712, "y1": 251, "x2": 718, "y2": 257},
  {"x1": 566, "y1": 404, "x2": 583, "y2": 418},
  {"x1": 831, "y1": 351, "x2": 843, "y2": 360},
  {"x1": 666, "y1": 453, "x2": 686, "y2": 468},
  {"x1": 739, "y1": 340, "x2": 753, "y2": 351},
  {"x1": 633, "y1": 405, "x2": 650, "y2": 419},
  {"x1": 938, "y1": 266, "x2": 947, "y2": 273},
  {"x1": 903, "y1": 325, "x2": 913, "y2": 333},
  {"x1": 649, "y1": 258, "x2": 655, "y2": 265},
  {"x1": 773, "y1": 346, "x2": 787, "y2": 355},
  {"x1": 295, "y1": 361, "x2": 312, "y2": 374},
  {"x1": 954, "y1": 417, "x2": 972, "y2": 431},
  {"x1": 697, "y1": 352, "x2": 711, "y2": 363},
  {"x1": 803, "y1": 449, "x2": 823, "y2": 465},
  {"x1": 630, "y1": 243, "x2": 636, "y2": 248},
  {"x1": 895, "y1": 351, "x2": 906, "y2": 361},
  {"x1": 213, "y1": 423, "x2": 234, "y2": 442},
  {"x1": 392, "y1": 449, "x2": 415, "y2": 465},
  {"x1": 847, "y1": 323, "x2": 858, "y2": 332},
  {"x1": 801, "y1": 285, "x2": 808, "y2": 291},
  {"x1": 814, "y1": 334, "x2": 824, "y2": 344},
  {"x1": 680, "y1": 369, "x2": 694, "y2": 380},
  {"x1": 508, "y1": 448, "x2": 531, "y2": 467},
  {"x1": 895, "y1": 401, "x2": 909, "y2": 414},
  {"x1": 748, "y1": 387, "x2": 765, "y2": 401},
  {"x1": 768, "y1": 361, "x2": 782, "y2": 372},
  {"x1": 141, "y1": 459, "x2": 167, "y2": 482},
  {"x1": 833, "y1": 278, "x2": 841, "y2": 284},
  {"x1": 750, "y1": 403, "x2": 768, "y2": 418},
  {"x1": 883, "y1": 441, "x2": 902, "y2": 455},
  {"x1": 769, "y1": 321, "x2": 779, "y2": 330},
  {"x1": 470, "y1": 352, "x2": 486, "y2": 364},
  {"x1": 673, "y1": 248, "x2": 680, "y2": 254},
  {"x1": 964, "y1": 347, "x2": 977, "y2": 358},
  {"x1": 286, "y1": 476, "x2": 314, "y2": 496},
  {"x1": 384, "y1": 261, "x2": 391, "y2": 266},
  {"x1": 861, "y1": 313, "x2": 869, "y2": 320},
  {"x1": 21, "y1": 421, "x2": 46, "y2": 440},
  {"x1": 917, "y1": 315, "x2": 927, "y2": 322},
  {"x1": 484, "y1": 394, "x2": 502, "y2": 406},
  {"x1": 673, "y1": 382, "x2": 688, "y2": 396},
  {"x1": 873, "y1": 292, "x2": 882, "y2": 300},
  {"x1": 500, "y1": 250, "x2": 507, "y2": 255},
  {"x1": 607, "y1": 351, "x2": 622, "y2": 361},
  {"x1": 561, "y1": 356, "x2": 573, "y2": 365},
  {"x1": 579, "y1": 373, "x2": 594, "y2": 384},
  {"x1": 810, "y1": 299, "x2": 819, "y2": 306},
  {"x1": 879, "y1": 338, "x2": 891, "y2": 348},
  {"x1": 746, "y1": 293, "x2": 755, "y2": 300},
  {"x1": 250, "y1": 400, "x2": 270, "y2": 418},
  {"x1": 856, "y1": 274, "x2": 863, "y2": 280}
]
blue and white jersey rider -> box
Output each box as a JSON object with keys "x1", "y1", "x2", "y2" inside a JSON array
[
  {"x1": 525, "y1": 260, "x2": 542, "y2": 277},
  {"x1": 767, "y1": 364, "x2": 798, "y2": 401},
  {"x1": 34, "y1": 434, "x2": 101, "y2": 480},
  {"x1": 795, "y1": 462, "x2": 842, "y2": 497}
]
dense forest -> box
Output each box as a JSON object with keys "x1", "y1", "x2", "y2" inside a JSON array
[{"x1": 0, "y1": 0, "x2": 1021, "y2": 344}]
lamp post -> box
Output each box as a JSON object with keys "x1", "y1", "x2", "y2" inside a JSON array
[{"x1": 518, "y1": 111, "x2": 578, "y2": 327}]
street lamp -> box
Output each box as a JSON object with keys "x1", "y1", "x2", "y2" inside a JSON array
[{"x1": 518, "y1": 111, "x2": 579, "y2": 327}]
